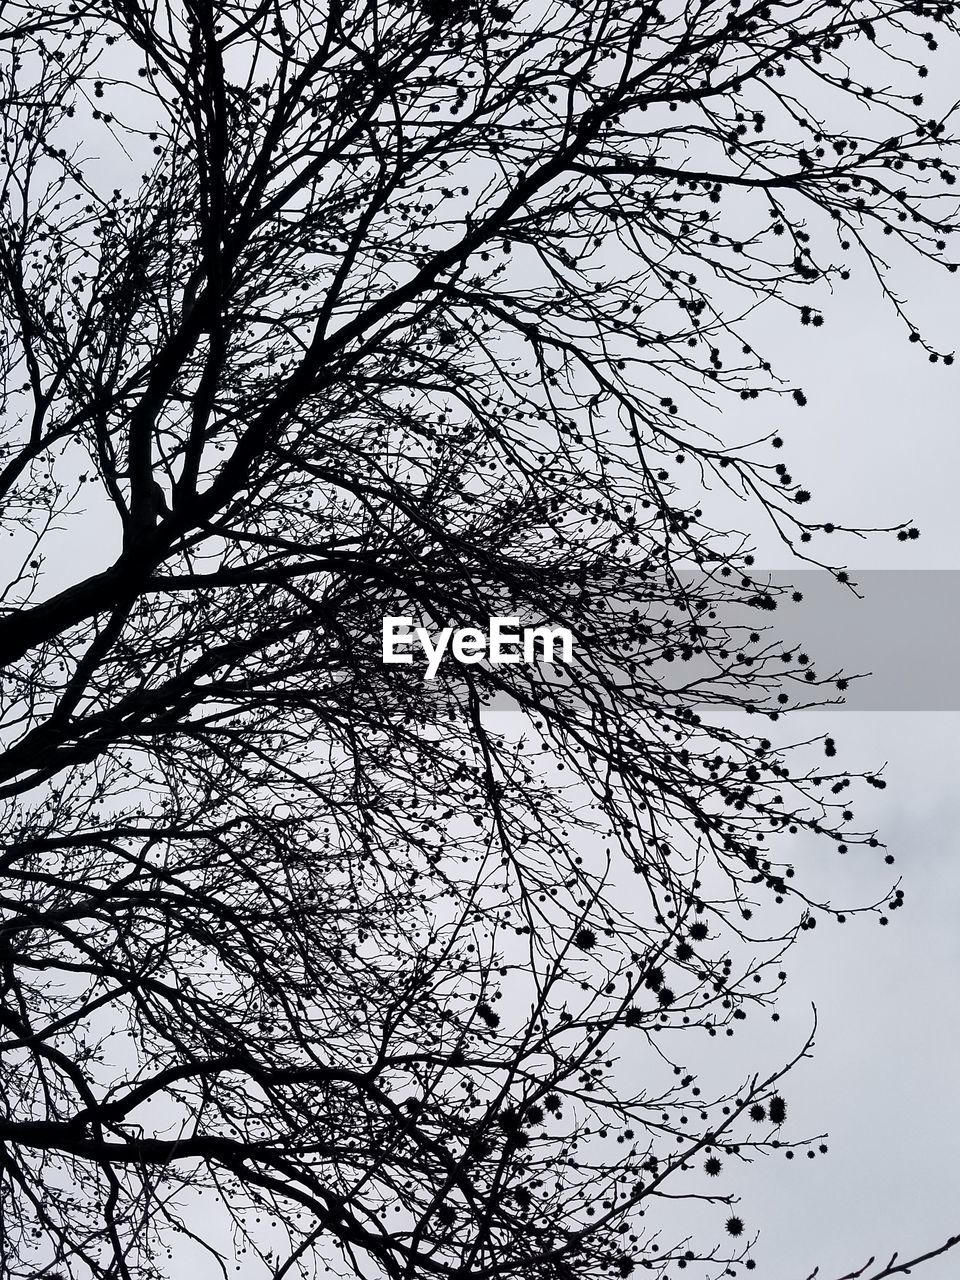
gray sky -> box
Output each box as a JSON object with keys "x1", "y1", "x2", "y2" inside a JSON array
[
  {"x1": 4, "y1": 20, "x2": 959, "y2": 1278},
  {"x1": 705, "y1": 230, "x2": 960, "y2": 1276},
  {"x1": 702, "y1": 711, "x2": 960, "y2": 1279}
]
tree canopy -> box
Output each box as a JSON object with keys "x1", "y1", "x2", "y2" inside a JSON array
[{"x1": 0, "y1": 0, "x2": 958, "y2": 1278}]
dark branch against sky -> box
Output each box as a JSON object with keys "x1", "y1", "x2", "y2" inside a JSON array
[{"x1": 0, "y1": 0, "x2": 958, "y2": 1277}]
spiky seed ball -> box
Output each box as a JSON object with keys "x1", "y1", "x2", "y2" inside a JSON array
[{"x1": 768, "y1": 1095, "x2": 787, "y2": 1124}]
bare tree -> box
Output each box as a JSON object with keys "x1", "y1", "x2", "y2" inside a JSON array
[{"x1": 0, "y1": 1, "x2": 957, "y2": 1278}]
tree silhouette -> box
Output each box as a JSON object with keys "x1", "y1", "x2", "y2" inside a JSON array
[{"x1": 0, "y1": 1, "x2": 957, "y2": 1278}]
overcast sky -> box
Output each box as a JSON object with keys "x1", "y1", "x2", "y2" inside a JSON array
[
  {"x1": 7, "y1": 23, "x2": 958, "y2": 1277},
  {"x1": 696, "y1": 219, "x2": 960, "y2": 1277}
]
